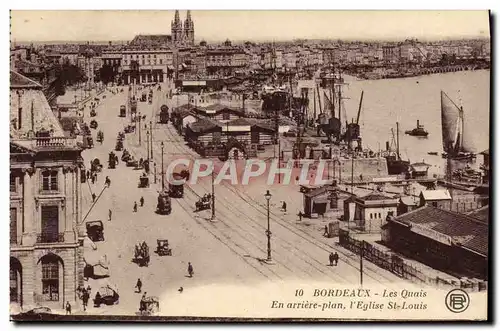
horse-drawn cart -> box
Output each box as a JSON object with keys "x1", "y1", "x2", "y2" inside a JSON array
[
  {"x1": 133, "y1": 242, "x2": 150, "y2": 267},
  {"x1": 108, "y1": 152, "x2": 117, "y2": 169},
  {"x1": 195, "y1": 194, "x2": 212, "y2": 212},
  {"x1": 137, "y1": 296, "x2": 159, "y2": 316},
  {"x1": 86, "y1": 220, "x2": 104, "y2": 242},
  {"x1": 156, "y1": 239, "x2": 172, "y2": 256}
]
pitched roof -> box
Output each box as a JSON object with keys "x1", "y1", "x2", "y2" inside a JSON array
[
  {"x1": 304, "y1": 186, "x2": 335, "y2": 198},
  {"x1": 130, "y1": 34, "x2": 172, "y2": 46},
  {"x1": 420, "y1": 189, "x2": 452, "y2": 201},
  {"x1": 480, "y1": 149, "x2": 489, "y2": 156},
  {"x1": 394, "y1": 205, "x2": 488, "y2": 256},
  {"x1": 359, "y1": 192, "x2": 396, "y2": 201},
  {"x1": 188, "y1": 118, "x2": 222, "y2": 133},
  {"x1": 467, "y1": 205, "x2": 489, "y2": 223},
  {"x1": 10, "y1": 71, "x2": 42, "y2": 89},
  {"x1": 227, "y1": 118, "x2": 253, "y2": 126},
  {"x1": 399, "y1": 196, "x2": 419, "y2": 206}
]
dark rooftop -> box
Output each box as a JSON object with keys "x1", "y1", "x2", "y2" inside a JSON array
[
  {"x1": 130, "y1": 35, "x2": 172, "y2": 46},
  {"x1": 467, "y1": 205, "x2": 489, "y2": 223},
  {"x1": 188, "y1": 118, "x2": 222, "y2": 134},
  {"x1": 394, "y1": 206, "x2": 488, "y2": 257},
  {"x1": 10, "y1": 71, "x2": 42, "y2": 89}
]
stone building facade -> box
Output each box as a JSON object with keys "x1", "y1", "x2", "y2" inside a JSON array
[{"x1": 10, "y1": 71, "x2": 85, "y2": 312}]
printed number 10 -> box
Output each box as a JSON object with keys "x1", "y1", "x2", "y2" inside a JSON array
[{"x1": 295, "y1": 289, "x2": 304, "y2": 297}]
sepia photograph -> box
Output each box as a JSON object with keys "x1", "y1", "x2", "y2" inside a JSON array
[{"x1": 8, "y1": 9, "x2": 491, "y2": 322}]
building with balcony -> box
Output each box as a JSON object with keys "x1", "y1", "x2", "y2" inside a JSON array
[
  {"x1": 205, "y1": 47, "x2": 248, "y2": 76},
  {"x1": 121, "y1": 47, "x2": 173, "y2": 84},
  {"x1": 10, "y1": 71, "x2": 85, "y2": 312}
]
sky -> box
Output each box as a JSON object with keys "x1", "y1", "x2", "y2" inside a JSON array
[{"x1": 10, "y1": 10, "x2": 491, "y2": 43}]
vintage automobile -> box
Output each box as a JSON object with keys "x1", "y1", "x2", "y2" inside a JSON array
[
  {"x1": 115, "y1": 140, "x2": 123, "y2": 152},
  {"x1": 156, "y1": 239, "x2": 172, "y2": 256},
  {"x1": 93, "y1": 285, "x2": 119, "y2": 307},
  {"x1": 159, "y1": 105, "x2": 169, "y2": 124},
  {"x1": 137, "y1": 296, "x2": 159, "y2": 316},
  {"x1": 168, "y1": 172, "x2": 187, "y2": 198},
  {"x1": 97, "y1": 130, "x2": 104, "y2": 144},
  {"x1": 91, "y1": 158, "x2": 103, "y2": 173},
  {"x1": 90, "y1": 120, "x2": 98, "y2": 129},
  {"x1": 138, "y1": 174, "x2": 149, "y2": 188},
  {"x1": 86, "y1": 220, "x2": 104, "y2": 242},
  {"x1": 156, "y1": 190, "x2": 172, "y2": 215},
  {"x1": 133, "y1": 242, "x2": 150, "y2": 267},
  {"x1": 108, "y1": 152, "x2": 117, "y2": 169},
  {"x1": 119, "y1": 105, "x2": 126, "y2": 117}
]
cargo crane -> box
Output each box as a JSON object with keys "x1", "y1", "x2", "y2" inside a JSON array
[{"x1": 343, "y1": 90, "x2": 364, "y2": 151}]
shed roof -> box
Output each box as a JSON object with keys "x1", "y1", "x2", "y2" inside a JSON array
[
  {"x1": 420, "y1": 189, "x2": 452, "y2": 201},
  {"x1": 394, "y1": 205, "x2": 488, "y2": 256},
  {"x1": 188, "y1": 118, "x2": 222, "y2": 133}
]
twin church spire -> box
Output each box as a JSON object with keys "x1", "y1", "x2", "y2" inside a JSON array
[{"x1": 171, "y1": 10, "x2": 194, "y2": 46}]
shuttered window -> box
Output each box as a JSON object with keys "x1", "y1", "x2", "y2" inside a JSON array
[
  {"x1": 41, "y1": 206, "x2": 59, "y2": 243},
  {"x1": 10, "y1": 208, "x2": 17, "y2": 244},
  {"x1": 10, "y1": 174, "x2": 17, "y2": 192},
  {"x1": 42, "y1": 170, "x2": 58, "y2": 191}
]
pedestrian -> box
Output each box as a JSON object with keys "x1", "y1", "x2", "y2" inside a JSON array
[
  {"x1": 133, "y1": 201, "x2": 138, "y2": 212},
  {"x1": 105, "y1": 176, "x2": 111, "y2": 188},
  {"x1": 91, "y1": 174, "x2": 95, "y2": 184},
  {"x1": 87, "y1": 285, "x2": 92, "y2": 294},
  {"x1": 135, "y1": 278, "x2": 142, "y2": 293},
  {"x1": 187, "y1": 262, "x2": 194, "y2": 278},
  {"x1": 92, "y1": 193, "x2": 96, "y2": 202},
  {"x1": 94, "y1": 292, "x2": 101, "y2": 307},
  {"x1": 333, "y1": 252, "x2": 339, "y2": 266},
  {"x1": 82, "y1": 290, "x2": 89, "y2": 311},
  {"x1": 86, "y1": 170, "x2": 90, "y2": 180},
  {"x1": 65, "y1": 301, "x2": 72, "y2": 315},
  {"x1": 329, "y1": 252, "x2": 335, "y2": 266},
  {"x1": 108, "y1": 209, "x2": 112, "y2": 222},
  {"x1": 298, "y1": 211, "x2": 303, "y2": 222},
  {"x1": 140, "y1": 292, "x2": 147, "y2": 312},
  {"x1": 324, "y1": 225, "x2": 329, "y2": 237},
  {"x1": 282, "y1": 201, "x2": 287, "y2": 212},
  {"x1": 140, "y1": 196, "x2": 144, "y2": 207}
]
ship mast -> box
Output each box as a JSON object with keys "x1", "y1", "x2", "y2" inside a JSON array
[{"x1": 396, "y1": 121, "x2": 400, "y2": 160}]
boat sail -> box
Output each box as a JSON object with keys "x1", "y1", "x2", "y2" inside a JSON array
[{"x1": 440, "y1": 91, "x2": 474, "y2": 157}]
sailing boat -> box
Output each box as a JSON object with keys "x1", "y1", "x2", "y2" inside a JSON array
[
  {"x1": 440, "y1": 91, "x2": 476, "y2": 161},
  {"x1": 384, "y1": 122, "x2": 410, "y2": 175}
]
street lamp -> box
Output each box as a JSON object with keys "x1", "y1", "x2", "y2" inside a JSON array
[
  {"x1": 264, "y1": 190, "x2": 273, "y2": 263},
  {"x1": 146, "y1": 130, "x2": 150, "y2": 160},
  {"x1": 161, "y1": 142, "x2": 165, "y2": 190}
]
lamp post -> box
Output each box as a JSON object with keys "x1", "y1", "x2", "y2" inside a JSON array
[
  {"x1": 161, "y1": 142, "x2": 165, "y2": 190},
  {"x1": 146, "y1": 130, "x2": 150, "y2": 160},
  {"x1": 211, "y1": 167, "x2": 216, "y2": 221},
  {"x1": 138, "y1": 112, "x2": 142, "y2": 145},
  {"x1": 149, "y1": 120, "x2": 153, "y2": 159},
  {"x1": 264, "y1": 190, "x2": 273, "y2": 263}
]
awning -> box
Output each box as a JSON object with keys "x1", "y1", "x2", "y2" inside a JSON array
[{"x1": 314, "y1": 197, "x2": 329, "y2": 204}]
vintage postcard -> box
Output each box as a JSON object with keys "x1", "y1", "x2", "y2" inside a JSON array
[{"x1": 9, "y1": 10, "x2": 490, "y2": 322}]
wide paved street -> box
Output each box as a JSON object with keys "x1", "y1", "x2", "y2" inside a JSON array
[{"x1": 78, "y1": 82, "x2": 405, "y2": 316}]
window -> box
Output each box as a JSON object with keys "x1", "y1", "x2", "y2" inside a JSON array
[
  {"x1": 153, "y1": 60, "x2": 157, "y2": 65},
  {"x1": 369, "y1": 213, "x2": 373, "y2": 219},
  {"x1": 378, "y1": 213, "x2": 381, "y2": 218},
  {"x1": 40, "y1": 206, "x2": 59, "y2": 243},
  {"x1": 159, "y1": 59, "x2": 163, "y2": 64},
  {"x1": 222, "y1": 112, "x2": 230, "y2": 120},
  {"x1": 10, "y1": 267, "x2": 18, "y2": 302},
  {"x1": 41, "y1": 256, "x2": 59, "y2": 301},
  {"x1": 147, "y1": 54, "x2": 150, "y2": 58},
  {"x1": 142, "y1": 55, "x2": 145, "y2": 58},
  {"x1": 154, "y1": 54, "x2": 157, "y2": 58},
  {"x1": 10, "y1": 173, "x2": 17, "y2": 192},
  {"x1": 10, "y1": 208, "x2": 17, "y2": 244},
  {"x1": 41, "y1": 170, "x2": 58, "y2": 191}
]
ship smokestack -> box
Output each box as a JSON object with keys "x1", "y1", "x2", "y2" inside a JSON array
[
  {"x1": 386, "y1": 141, "x2": 390, "y2": 151},
  {"x1": 417, "y1": 119, "x2": 419, "y2": 127}
]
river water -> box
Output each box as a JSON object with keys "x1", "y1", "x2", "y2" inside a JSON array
[{"x1": 339, "y1": 70, "x2": 490, "y2": 176}]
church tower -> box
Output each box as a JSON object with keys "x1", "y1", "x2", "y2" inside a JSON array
[
  {"x1": 184, "y1": 10, "x2": 195, "y2": 46},
  {"x1": 171, "y1": 10, "x2": 183, "y2": 45}
]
